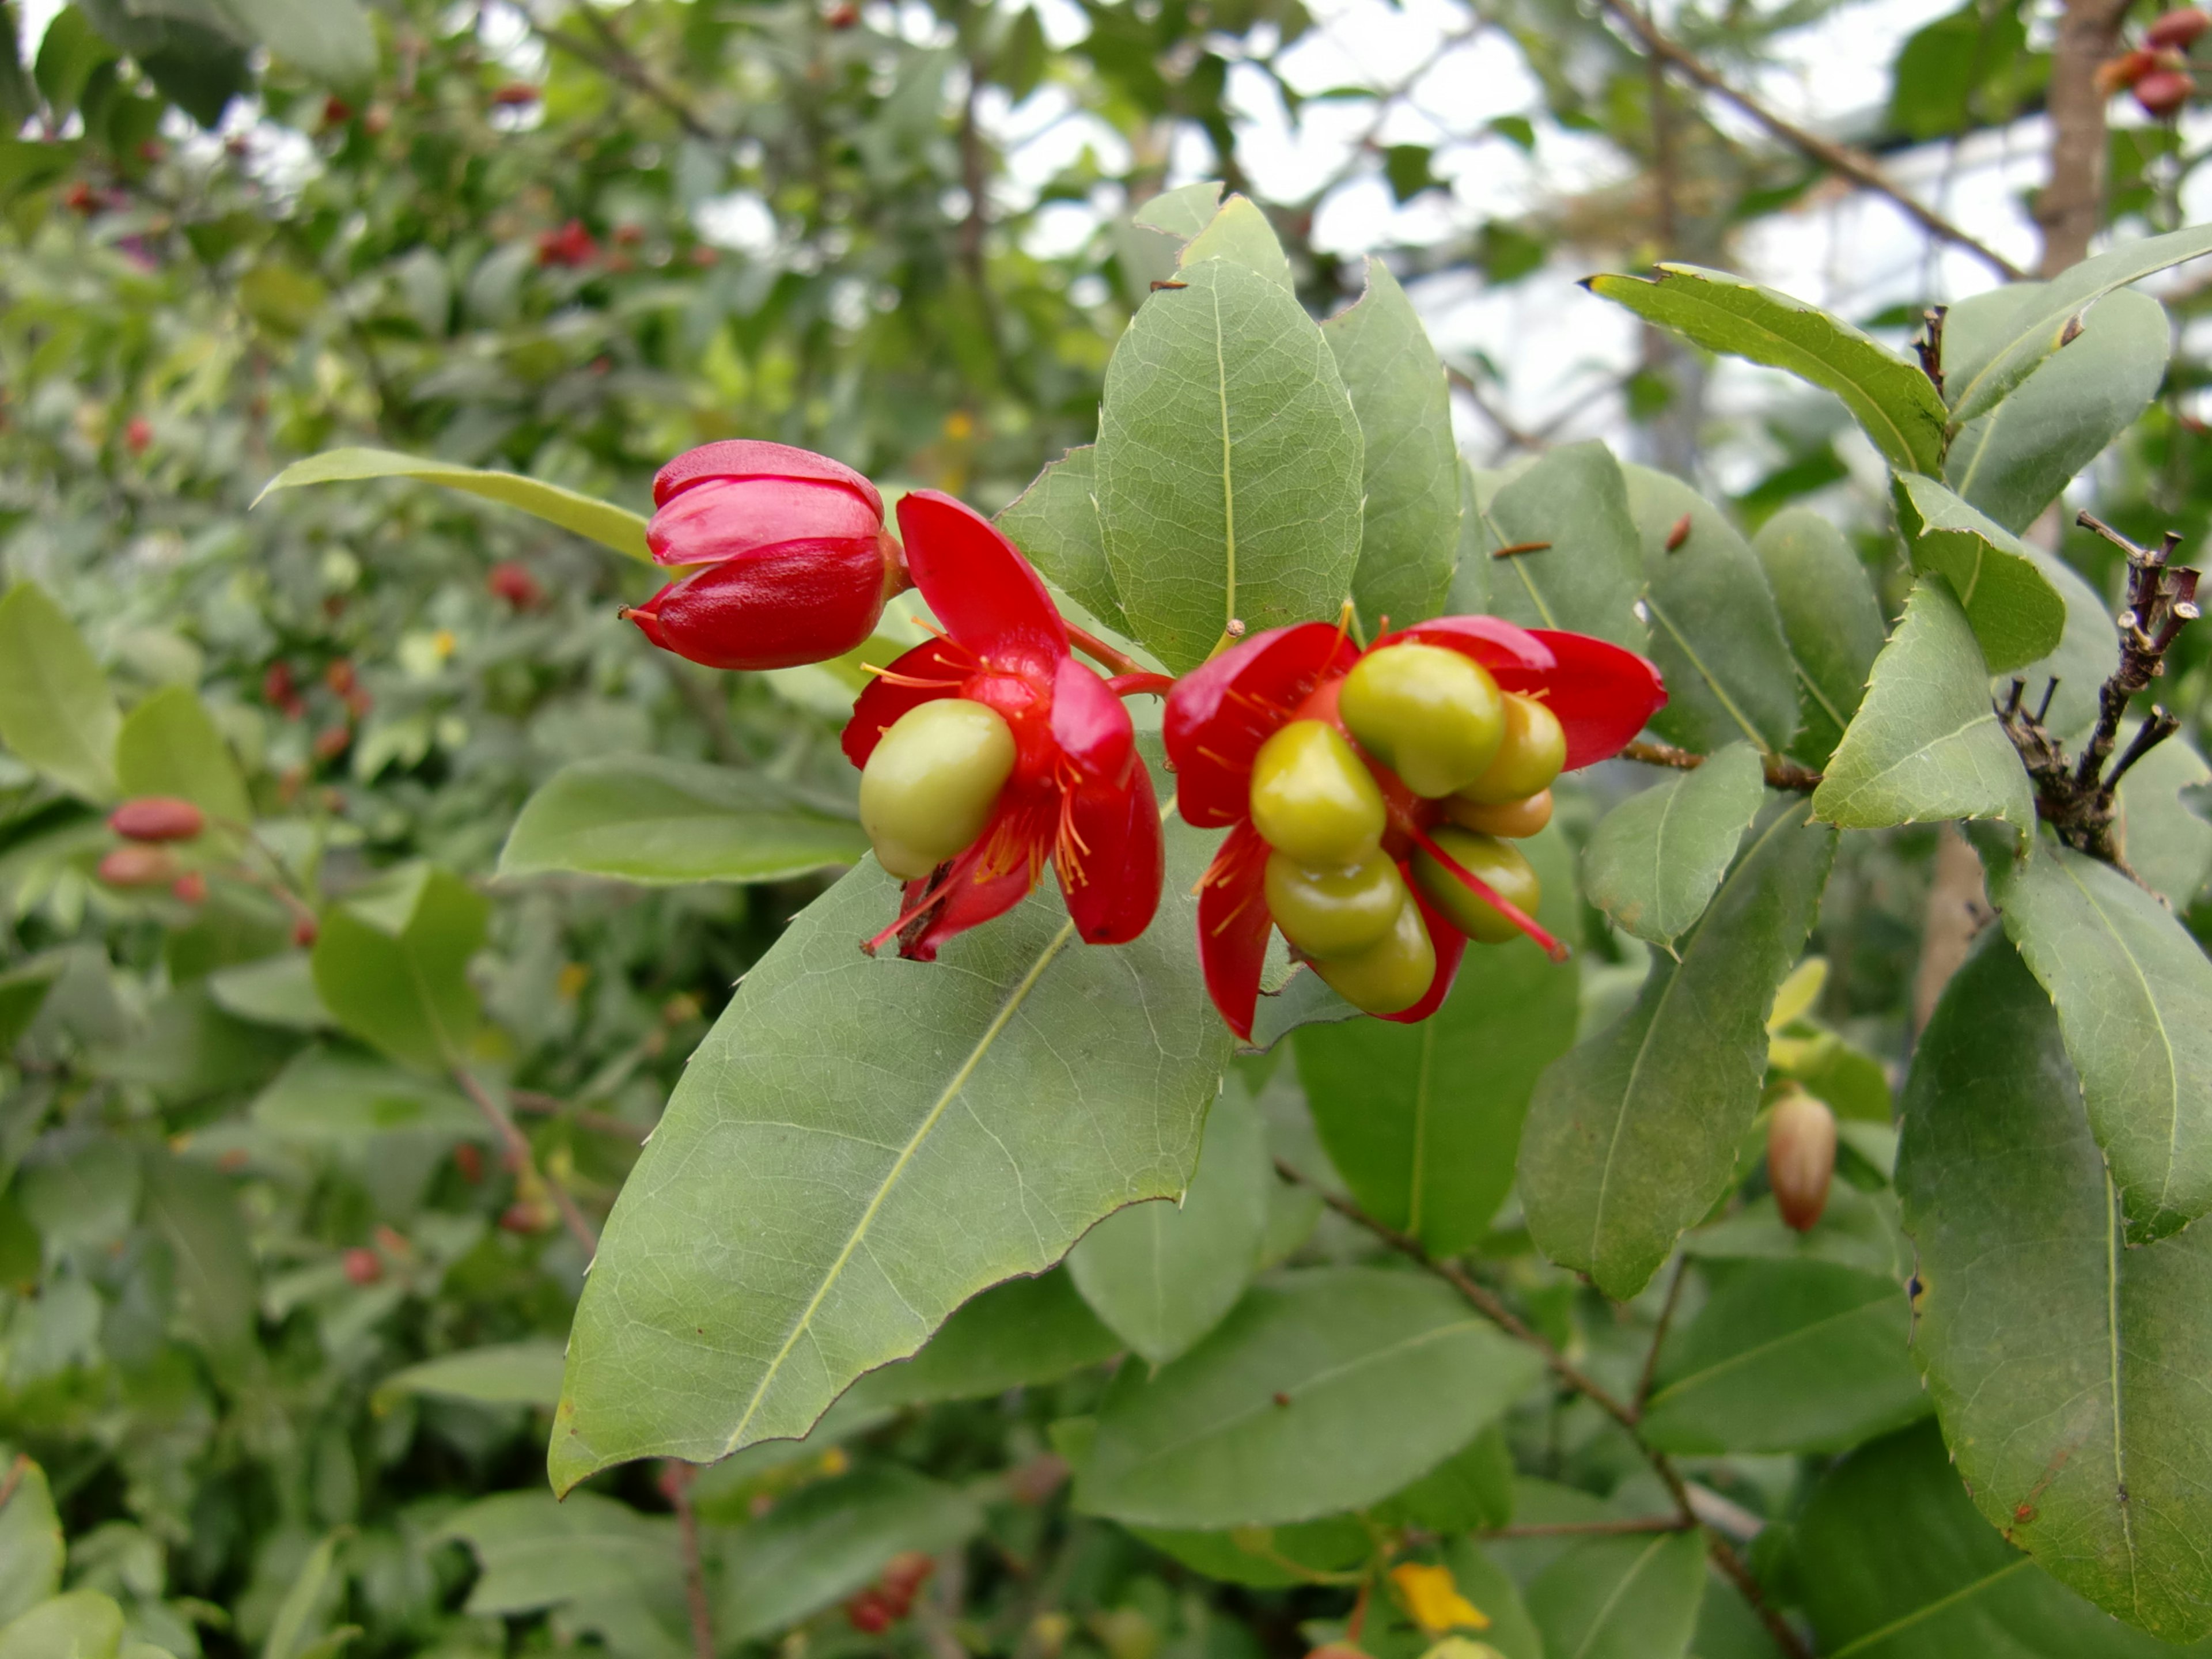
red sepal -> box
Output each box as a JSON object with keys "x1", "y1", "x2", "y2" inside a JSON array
[
  {"x1": 1163, "y1": 623, "x2": 1361, "y2": 828},
  {"x1": 1374, "y1": 615, "x2": 1555, "y2": 677},
  {"x1": 897, "y1": 491, "x2": 1067, "y2": 665},
  {"x1": 1048, "y1": 656, "x2": 1137, "y2": 789},
  {"x1": 1194, "y1": 822, "x2": 1273, "y2": 1041},
  {"x1": 1501, "y1": 630, "x2": 1668, "y2": 770},
  {"x1": 881, "y1": 837, "x2": 1035, "y2": 962},
  {"x1": 652, "y1": 439, "x2": 882, "y2": 516},
  {"x1": 1060, "y1": 761, "x2": 1163, "y2": 945}
]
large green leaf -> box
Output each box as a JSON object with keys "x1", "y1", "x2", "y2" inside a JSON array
[
  {"x1": 849, "y1": 1268, "x2": 1121, "y2": 1407},
  {"x1": 256, "y1": 448, "x2": 652, "y2": 564},
  {"x1": 1622, "y1": 467, "x2": 1801, "y2": 756},
  {"x1": 211, "y1": 0, "x2": 374, "y2": 89},
  {"x1": 0, "y1": 582, "x2": 119, "y2": 802},
  {"x1": 1942, "y1": 223, "x2": 2212, "y2": 426},
  {"x1": 1094, "y1": 257, "x2": 1365, "y2": 671},
  {"x1": 1639, "y1": 1257, "x2": 1926, "y2": 1454},
  {"x1": 1584, "y1": 741, "x2": 1765, "y2": 948},
  {"x1": 0, "y1": 1591, "x2": 124, "y2": 1659},
  {"x1": 262, "y1": 1529, "x2": 347, "y2": 1659},
  {"x1": 1074, "y1": 1266, "x2": 1544, "y2": 1527},
  {"x1": 1520, "y1": 799, "x2": 1835, "y2": 1299},
  {"x1": 1323, "y1": 257, "x2": 1460, "y2": 631},
  {"x1": 498, "y1": 756, "x2": 866, "y2": 885},
  {"x1": 2115, "y1": 728, "x2": 2212, "y2": 907},
  {"x1": 551, "y1": 830, "x2": 1233, "y2": 1489},
  {"x1": 997, "y1": 444, "x2": 1127, "y2": 631},
  {"x1": 1892, "y1": 474, "x2": 2066, "y2": 673},
  {"x1": 1524, "y1": 1531, "x2": 1707, "y2": 1659},
  {"x1": 1475, "y1": 442, "x2": 1648, "y2": 650},
  {"x1": 1753, "y1": 507, "x2": 1885, "y2": 767},
  {"x1": 1067, "y1": 1075, "x2": 1269, "y2": 1365},
  {"x1": 1792, "y1": 1422, "x2": 2204, "y2": 1658},
  {"x1": 0, "y1": 1457, "x2": 62, "y2": 1624},
  {"x1": 113, "y1": 685, "x2": 251, "y2": 824},
  {"x1": 1812, "y1": 577, "x2": 2034, "y2": 836},
  {"x1": 1296, "y1": 826, "x2": 1578, "y2": 1253},
  {"x1": 1898, "y1": 937, "x2": 2212, "y2": 1641},
  {"x1": 717, "y1": 1468, "x2": 984, "y2": 1641},
  {"x1": 310, "y1": 865, "x2": 488, "y2": 1073},
  {"x1": 1983, "y1": 835, "x2": 2212, "y2": 1241},
  {"x1": 1946, "y1": 289, "x2": 2169, "y2": 535},
  {"x1": 1589, "y1": 264, "x2": 1947, "y2": 475}
]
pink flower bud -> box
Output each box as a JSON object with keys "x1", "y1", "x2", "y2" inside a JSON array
[
  {"x1": 109, "y1": 797, "x2": 206, "y2": 842},
  {"x1": 98, "y1": 846, "x2": 179, "y2": 888},
  {"x1": 2136, "y1": 66, "x2": 2196, "y2": 113},
  {"x1": 2148, "y1": 7, "x2": 2209, "y2": 48}
]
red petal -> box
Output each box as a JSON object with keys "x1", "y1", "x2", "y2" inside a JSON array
[
  {"x1": 653, "y1": 440, "x2": 882, "y2": 517},
  {"x1": 1049, "y1": 656, "x2": 1136, "y2": 789},
  {"x1": 896, "y1": 490, "x2": 1067, "y2": 662},
  {"x1": 1059, "y1": 762, "x2": 1162, "y2": 946},
  {"x1": 627, "y1": 541, "x2": 888, "y2": 672},
  {"x1": 1195, "y1": 823, "x2": 1273, "y2": 1041},
  {"x1": 1162, "y1": 623, "x2": 1361, "y2": 828},
  {"x1": 889, "y1": 841, "x2": 1036, "y2": 962},
  {"x1": 1376, "y1": 615, "x2": 1556, "y2": 676},
  {"x1": 1372, "y1": 885, "x2": 1469, "y2": 1027},
  {"x1": 841, "y1": 639, "x2": 972, "y2": 769},
  {"x1": 1500, "y1": 630, "x2": 1669, "y2": 771},
  {"x1": 647, "y1": 476, "x2": 884, "y2": 568}
]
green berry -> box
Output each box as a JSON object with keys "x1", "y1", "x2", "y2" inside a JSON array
[
  {"x1": 1312, "y1": 894, "x2": 1437, "y2": 1014},
  {"x1": 1453, "y1": 693, "x2": 1565, "y2": 805},
  {"x1": 1442, "y1": 788, "x2": 1552, "y2": 839},
  {"x1": 1264, "y1": 850, "x2": 1407, "y2": 959},
  {"x1": 859, "y1": 698, "x2": 1017, "y2": 880},
  {"x1": 1337, "y1": 642, "x2": 1504, "y2": 798},
  {"x1": 1412, "y1": 827, "x2": 1541, "y2": 944},
  {"x1": 1248, "y1": 719, "x2": 1387, "y2": 865}
]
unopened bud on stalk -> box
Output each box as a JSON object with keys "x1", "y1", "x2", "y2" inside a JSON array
[
  {"x1": 1768, "y1": 1088, "x2": 1838, "y2": 1233},
  {"x1": 109, "y1": 796, "x2": 205, "y2": 842}
]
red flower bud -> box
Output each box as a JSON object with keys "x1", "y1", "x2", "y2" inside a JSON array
[
  {"x1": 2136, "y1": 66, "x2": 2196, "y2": 112},
  {"x1": 623, "y1": 442, "x2": 908, "y2": 671},
  {"x1": 342, "y1": 1246, "x2": 382, "y2": 1285},
  {"x1": 170, "y1": 872, "x2": 207, "y2": 904},
  {"x1": 292, "y1": 915, "x2": 320, "y2": 948},
  {"x1": 124, "y1": 416, "x2": 153, "y2": 456},
  {"x1": 325, "y1": 660, "x2": 356, "y2": 696},
  {"x1": 488, "y1": 560, "x2": 543, "y2": 608},
  {"x1": 110, "y1": 796, "x2": 206, "y2": 842},
  {"x1": 1768, "y1": 1089, "x2": 1838, "y2": 1233},
  {"x1": 491, "y1": 82, "x2": 543, "y2": 107},
  {"x1": 98, "y1": 846, "x2": 179, "y2": 888},
  {"x1": 537, "y1": 219, "x2": 599, "y2": 268},
  {"x1": 844, "y1": 1590, "x2": 896, "y2": 1634},
  {"x1": 2149, "y1": 7, "x2": 2209, "y2": 47}
]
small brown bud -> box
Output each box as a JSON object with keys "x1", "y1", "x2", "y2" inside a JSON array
[
  {"x1": 1768, "y1": 1089, "x2": 1838, "y2": 1233},
  {"x1": 1665, "y1": 513, "x2": 1693, "y2": 552}
]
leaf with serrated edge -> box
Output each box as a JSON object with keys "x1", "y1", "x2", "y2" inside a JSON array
[
  {"x1": 1476, "y1": 442, "x2": 1647, "y2": 650},
  {"x1": 1520, "y1": 799, "x2": 1835, "y2": 1300},
  {"x1": 256, "y1": 447, "x2": 651, "y2": 563},
  {"x1": 1524, "y1": 1531, "x2": 1707, "y2": 1659},
  {"x1": 1754, "y1": 507, "x2": 1885, "y2": 768},
  {"x1": 550, "y1": 822, "x2": 1232, "y2": 1490},
  {"x1": 1898, "y1": 938, "x2": 2212, "y2": 1641},
  {"x1": 1073, "y1": 1266, "x2": 1544, "y2": 1527},
  {"x1": 0, "y1": 582, "x2": 118, "y2": 803},
  {"x1": 1983, "y1": 834, "x2": 2212, "y2": 1240},
  {"x1": 998, "y1": 444, "x2": 1127, "y2": 631},
  {"x1": 1096, "y1": 258, "x2": 1365, "y2": 672},
  {"x1": 1894, "y1": 473, "x2": 2067, "y2": 673},
  {"x1": 1584, "y1": 742, "x2": 1765, "y2": 949},
  {"x1": 1589, "y1": 264, "x2": 1946, "y2": 475},
  {"x1": 1324, "y1": 257, "x2": 1460, "y2": 631},
  {"x1": 1813, "y1": 577, "x2": 2035, "y2": 837}
]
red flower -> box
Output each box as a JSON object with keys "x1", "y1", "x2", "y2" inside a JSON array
[
  {"x1": 536, "y1": 219, "x2": 599, "y2": 267},
  {"x1": 622, "y1": 441, "x2": 909, "y2": 671},
  {"x1": 1165, "y1": 617, "x2": 1665, "y2": 1039},
  {"x1": 842, "y1": 491, "x2": 1166, "y2": 960}
]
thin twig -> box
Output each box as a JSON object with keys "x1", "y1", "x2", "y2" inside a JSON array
[
  {"x1": 1593, "y1": 0, "x2": 2026, "y2": 281},
  {"x1": 527, "y1": 16, "x2": 717, "y2": 140},
  {"x1": 1620, "y1": 738, "x2": 1822, "y2": 793},
  {"x1": 662, "y1": 1462, "x2": 717, "y2": 1659},
  {"x1": 452, "y1": 1066, "x2": 600, "y2": 1256},
  {"x1": 509, "y1": 1089, "x2": 652, "y2": 1144},
  {"x1": 1635, "y1": 1255, "x2": 1690, "y2": 1412}
]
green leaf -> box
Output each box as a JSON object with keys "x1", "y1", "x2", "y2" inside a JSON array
[
  {"x1": 1520, "y1": 799, "x2": 1836, "y2": 1300},
  {"x1": 1296, "y1": 825, "x2": 1579, "y2": 1253},
  {"x1": 113, "y1": 685, "x2": 251, "y2": 824},
  {"x1": 1893, "y1": 474, "x2": 2067, "y2": 674},
  {"x1": 0, "y1": 583, "x2": 119, "y2": 802},
  {"x1": 717, "y1": 1468, "x2": 983, "y2": 1641},
  {"x1": 1899, "y1": 937, "x2": 2212, "y2": 1640},
  {"x1": 1524, "y1": 1531, "x2": 1707, "y2": 1659},
  {"x1": 848, "y1": 1269, "x2": 1121, "y2": 1408},
  {"x1": 442, "y1": 1491, "x2": 680, "y2": 1616},
  {"x1": 1474, "y1": 443, "x2": 1649, "y2": 650},
  {"x1": 1982, "y1": 834, "x2": 2212, "y2": 1240},
  {"x1": 1584, "y1": 742, "x2": 1766, "y2": 948},
  {"x1": 1588, "y1": 265, "x2": 1948, "y2": 475},
  {"x1": 1133, "y1": 181, "x2": 1225, "y2": 241},
  {"x1": 1094, "y1": 257, "x2": 1365, "y2": 671},
  {"x1": 1639, "y1": 1258, "x2": 1926, "y2": 1455},
  {"x1": 1794, "y1": 1422, "x2": 2206, "y2": 1658},
  {"x1": 142, "y1": 1152, "x2": 256, "y2": 1359},
  {"x1": 1888, "y1": 0, "x2": 2041, "y2": 141},
  {"x1": 1074, "y1": 1266, "x2": 1545, "y2": 1527},
  {"x1": 1323, "y1": 257, "x2": 1461, "y2": 631},
  {"x1": 1131, "y1": 1517, "x2": 1369, "y2": 1588},
  {"x1": 998, "y1": 444, "x2": 1127, "y2": 631},
  {"x1": 0, "y1": 1457, "x2": 63, "y2": 1624},
  {"x1": 498, "y1": 756, "x2": 866, "y2": 886},
  {"x1": 1753, "y1": 507, "x2": 1885, "y2": 767},
  {"x1": 210, "y1": 0, "x2": 375, "y2": 90},
  {"x1": 2115, "y1": 728, "x2": 2212, "y2": 907},
  {"x1": 250, "y1": 1046, "x2": 482, "y2": 1140},
  {"x1": 2005, "y1": 536, "x2": 2118, "y2": 741},
  {"x1": 1374, "y1": 1422, "x2": 1516, "y2": 1532},
  {"x1": 1443, "y1": 1539, "x2": 1547, "y2": 1659},
  {"x1": 0, "y1": 1590, "x2": 125, "y2": 1659},
  {"x1": 1812, "y1": 577, "x2": 2034, "y2": 836},
  {"x1": 1444, "y1": 461, "x2": 1492, "y2": 615},
  {"x1": 207, "y1": 953, "x2": 333, "y2": 1031},
  {"x1": 1946, "y1": 289, "x2": 2169, "y2": 535},
  {"x1": 310, "y1": 865, "x2": 488, "y2": 1073},
  {"x1": 551, "y1": 828, "x2": 1233, "y2": 1490},
  {"x1": 1942, "y1": 222, "x2": 2212, "y2": 426},
  {"x1": 376, "y1": 1342, "x2": 568, "y2": 1410},
  {"x1": 1622, "y1": 467, "x2": 1801, "y2": 756},
  {"x1": 1176, "y1": 195, "x2": 1293, "y2": 289},
  {"x1": 0, "y1": 960, "x2": 62, "y2": 1053},
  {"x1": 255, "y1": 449, "x2": 652, "y2": 565},
  {"x1": 262, "y1": 1530, "x2": 346, "y2": 1659},
  {"x1": 1067, "y1": 1076, "x2": 1269, "y2": 1365}
]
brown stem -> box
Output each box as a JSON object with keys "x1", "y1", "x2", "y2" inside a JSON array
[
  {"x1": 509, "y1": 1088, "x2": 650, "y2": 1145},
  {"x1": 1593, "y1": 0, "x2": 2025, "y2": 281},
  {"x1": 1635, "y1": 1255, "x2": 1690, "y2": 1412},
  {"x1": 662, "y1": 1462, "x2": 717, "y2": 1659},
  {"x1": 452, "y1": 1066, "x2": 600, "y2": 1256},
  {"x1": 1619, "y1": 738, "x2": 1822, "y2": 793},
  {"x1": 2037, "y1": 0, "x2": 2136, "y2": 275}
]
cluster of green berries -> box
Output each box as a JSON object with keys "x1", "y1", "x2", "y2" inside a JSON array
[{"x1": 859, "y1": 700, "x2": 1018, "y2": 880}]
